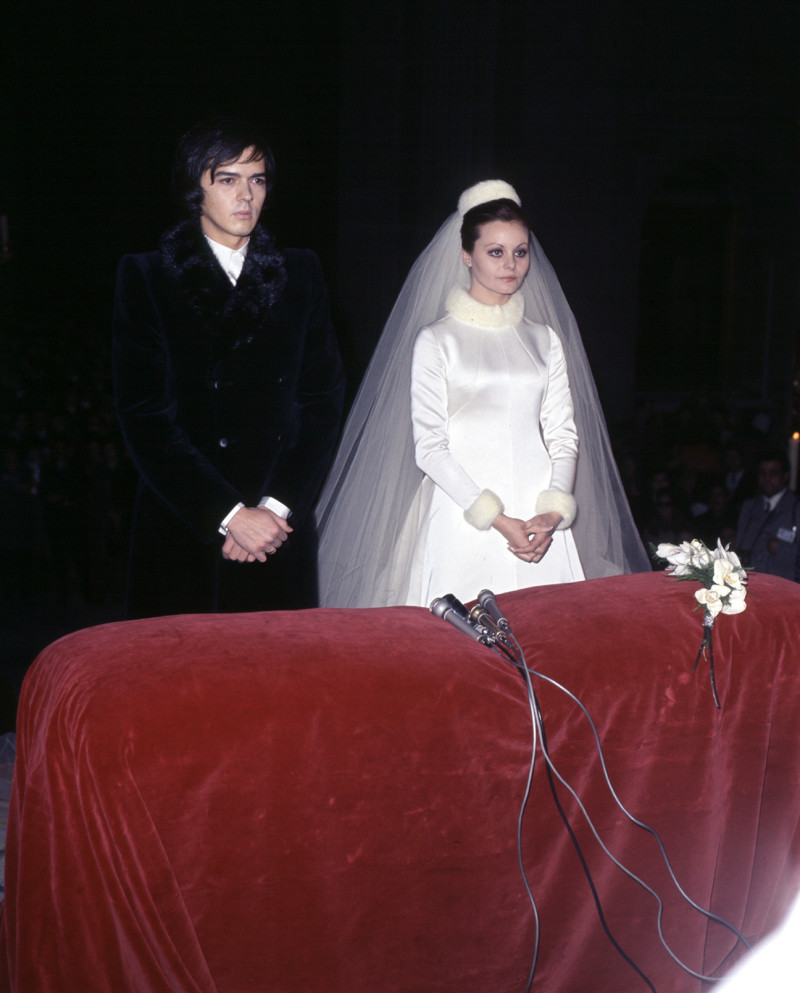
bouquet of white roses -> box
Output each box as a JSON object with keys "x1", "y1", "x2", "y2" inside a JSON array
[{"x1": 653, "y1": 539, "x2": 748, "y2": 708}]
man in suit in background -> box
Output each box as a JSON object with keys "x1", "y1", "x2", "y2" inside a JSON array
[
  {"x1": 735, "y1": 452, "x2": 799, "y2": 581},
  {"x1": 113, "y1": 118, "x2": 345, "y2": 617}
]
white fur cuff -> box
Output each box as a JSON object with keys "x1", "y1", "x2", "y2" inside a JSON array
[
  {"x1": 464, "y1": 489, "x2": 504, "y2": 530},
  {"x1": 535, "y1": 489, "x2": 577, "y2": 529}
]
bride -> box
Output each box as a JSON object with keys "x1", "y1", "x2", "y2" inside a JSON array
[{"x1": 316, "y1": 180, "x2": 648, "y2": 607}]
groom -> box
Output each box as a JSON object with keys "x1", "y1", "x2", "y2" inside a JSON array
[{"x1": 112, "y1": 117, "x2": 344, "y2": 617}]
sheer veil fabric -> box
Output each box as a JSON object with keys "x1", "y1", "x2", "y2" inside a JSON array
[{"x1": 316, "y1": 186, "x2": 650, "y2": 608}]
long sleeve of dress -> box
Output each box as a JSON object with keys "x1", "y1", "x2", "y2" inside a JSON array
[
  {"x1": 411, "y1": 327, "x2": 485, "y2": 512},
  {"x1": 537, "y1": 327, "x2": 579, "y2": 496}
]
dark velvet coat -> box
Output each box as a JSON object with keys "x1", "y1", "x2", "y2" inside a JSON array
[{"x1": 112, "y1": 221, "x2": 345, "y2": 617}]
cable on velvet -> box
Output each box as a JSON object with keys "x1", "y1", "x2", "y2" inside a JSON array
[{"x1": 431, "y1": 590, "x2": 752, "y2": 992}]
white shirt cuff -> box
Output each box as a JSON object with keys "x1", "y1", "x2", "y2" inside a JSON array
[
  {"x1": 219, "y1": 498, "x2": 292, "y2": 537},
  {"x1": 258, "y1": 496, "x2": 292, "y2": 519},
  {"x1": 219, "y1": 502, "x2": 245, "y2": 536}
]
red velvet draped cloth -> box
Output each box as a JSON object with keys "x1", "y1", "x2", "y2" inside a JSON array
[{"x1": 2, "y1": 572, "x2": 800, "y2": 992}]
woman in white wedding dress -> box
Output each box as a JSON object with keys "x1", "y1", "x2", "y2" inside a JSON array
[
  {"x1": 403, "y1": 190, "x2": 584, "y2": 605},
  {"x1": 316, "y1": 180, "x2": 648, "y2": 607}
]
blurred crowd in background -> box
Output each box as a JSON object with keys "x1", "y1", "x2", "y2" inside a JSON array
[
  {"x1": 2, "y1": 316, "x2": 137, "y2": 612},
  {"x1": 613, "y1": 395, "x2": 785, "y2": 555}
]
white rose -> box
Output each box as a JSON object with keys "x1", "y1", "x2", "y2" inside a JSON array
[
  {"x1": 656, "y1": 542, "x2": 680, "y2": 559},
  {"x1": 713, "y1": 557, "x2": 744, "y2": 590},
  {"x1": 656, "y1": 542, "x2": 695, "y2": 574},
  {"x1": 715, "y1": 539, "x2": 746, "y2": 578},
  {"x1": 689, "y1": 539, "x2": 713, "y2": 568},
  {"x1": 721, "y1": 588, "x2": 747, "y2": 615},
  {"x1": 695, "y1": 585, "x2": 728, "y2": 617},
  {"x1": 672, "y1": 546, "x2": 693, "y2": 567}
]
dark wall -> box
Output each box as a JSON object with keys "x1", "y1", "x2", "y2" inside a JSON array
[
  {"x1": 2, "y1": 0, "x2": 798, "y2": 424},
  {"x1": 1, "y1": 1, "x2": 341, "y2": 327},
  {"x1": 334, "y1": 0, "x2": 800, "y2": 424}
]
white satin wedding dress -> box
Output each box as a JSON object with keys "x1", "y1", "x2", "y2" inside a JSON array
[{"x1": 395, "y1": 287, "x2": 585, "y2": 606}]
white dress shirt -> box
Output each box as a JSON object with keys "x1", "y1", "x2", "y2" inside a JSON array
[
  {"x1": 765, "y1": 487, "x2": 788, "y2": 513},
  {"x1": 205, "y1": 235, "x2": 248, "y2": 285}
]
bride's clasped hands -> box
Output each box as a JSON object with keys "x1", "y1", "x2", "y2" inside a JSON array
[{"x1": 493, "y1": 511, "x2": 562, "y2": 563}]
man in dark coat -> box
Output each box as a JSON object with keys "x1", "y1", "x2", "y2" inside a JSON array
[{"x1": 113, "y1": 118, "x2": 345, "y2": 617}]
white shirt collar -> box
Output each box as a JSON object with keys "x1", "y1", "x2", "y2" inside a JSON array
[
  {"x1": 204, "y1": 235, "x2": 249, "y2": 285},
  {"x1": 766, "y1": 487, "x2": 787, "y2": 511}
]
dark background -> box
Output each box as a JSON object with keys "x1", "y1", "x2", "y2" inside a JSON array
[{"x1": 1, "y1": 0, "x2": 798, "y2": 729}]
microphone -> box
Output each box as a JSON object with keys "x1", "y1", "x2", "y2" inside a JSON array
[
  {"x1": 469, "y1": 603, "x2": 501, "y2": 635},
  {"x1": 477, "y1": 589, "x2": 510, "y2": 631},
  {"x1": 433, "y1": 593, "x2": 472, "y2": 622},
  {"x1": 430, "y1": 595, "x2": 493, "y2": 644}
]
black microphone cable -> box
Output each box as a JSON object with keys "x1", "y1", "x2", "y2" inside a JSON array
[
  {"x1": 500, "y1": 617, "x2": 751, "y2": 987},
  {"x1": 430, "y1": 593, "x2": 543, "y2": 987},
  {"x1": 535, "y1": 690, "x2": 657, "y2": 992},
  {"x1": 487, "y1": 626, "x2": 542, "y2": 993},
  {"x1": 431, "y1": 590, "x2": 752, "y2": 991},
  {"x1": 489, "y1": 625, "x2": 655, "y2": 991},
  {"x1": 528, "y1": 664, "x2": 752, "y2": 977}
]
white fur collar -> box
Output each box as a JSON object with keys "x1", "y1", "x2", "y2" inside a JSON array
[{"x1": 445, "y1": 285, "x2": 525, "y2": 328}]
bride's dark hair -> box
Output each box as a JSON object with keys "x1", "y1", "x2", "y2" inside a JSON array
[{"x1": 460, "y1": 198, "x2": 530, "y2": 252}]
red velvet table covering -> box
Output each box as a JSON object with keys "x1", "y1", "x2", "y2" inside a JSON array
[{"x1": 1, "y1": 571, "x2": 799, "y2": 992}]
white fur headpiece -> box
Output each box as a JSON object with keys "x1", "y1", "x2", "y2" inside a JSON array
[{"x1": 458, "y1": 180, "x2": 521, "y2": 217}]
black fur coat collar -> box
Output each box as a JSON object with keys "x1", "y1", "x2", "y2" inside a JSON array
[{"x1": 159, "y1": 221, "x2": 288, "y2": 330}]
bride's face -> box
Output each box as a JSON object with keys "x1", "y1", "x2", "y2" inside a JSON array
[{"x1": 462, "y1": 220, "x2": 530, "y2": 306}]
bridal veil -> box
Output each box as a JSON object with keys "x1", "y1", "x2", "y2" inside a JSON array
[{"x1": 316, "y1": 182, "x2": 650, "y2": 607}]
